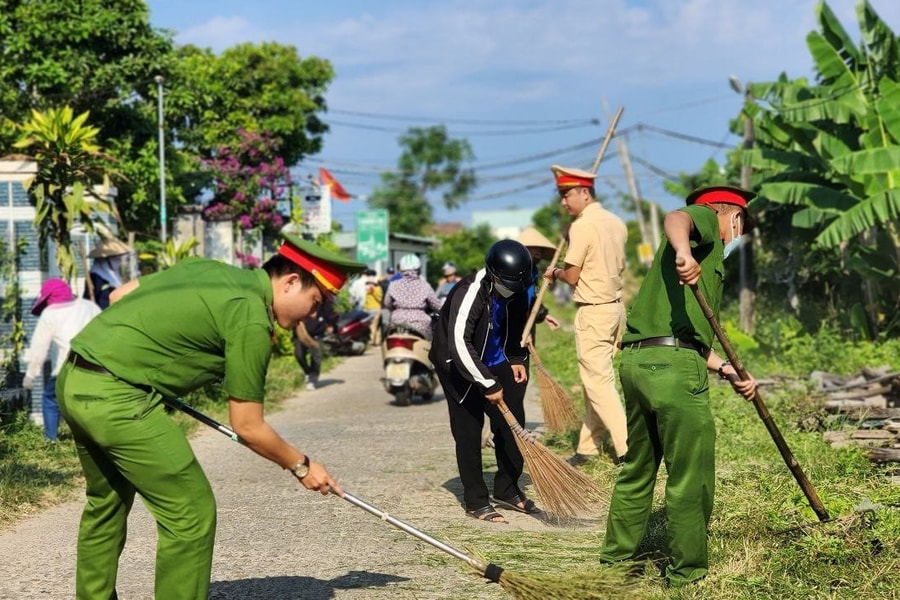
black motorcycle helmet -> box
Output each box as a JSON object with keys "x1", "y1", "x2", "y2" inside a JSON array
[{"x1": 485, "y1": 239, "x2": 532, "y2": 295}]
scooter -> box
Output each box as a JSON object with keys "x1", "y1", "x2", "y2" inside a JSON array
[
  {"x1": 381, "y1": 324, "x2": 438, "y2": 406},
  {"x1": 321, "y1": 308, "x2": 373, "y2": 356}
]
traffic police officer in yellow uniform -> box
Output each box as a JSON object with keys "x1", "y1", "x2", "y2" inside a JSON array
[
  {"x1": 599, "y1": 186, "x2": 758, "y2": 587},
  {"x1": 545, "y1": 165, "x2": 629, "y2": 464},
  {"x1": 57, "y1": 234, "x2": 364, "y2": 600}
]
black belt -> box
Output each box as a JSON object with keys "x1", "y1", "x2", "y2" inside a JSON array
[
  {"x1": 618, "y1": 336, "x2": 707, "y2": 355},
  {"x1": 576, "y1": 299, "x2": 621, "y2": 307},
  {"x1": 67, "y1": 351, "x2": 114, "y2": 377}
]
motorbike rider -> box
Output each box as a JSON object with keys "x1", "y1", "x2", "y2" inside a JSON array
[
  {"x1": 430, "y1": 240, "x2": 538, "y2": 522},
  {"x1": 383, "y1": 254, "x2": 443, "y2": 341}
]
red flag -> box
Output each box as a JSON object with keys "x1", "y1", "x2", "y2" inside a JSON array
[{"x1": 319, "y1": 167, "x2": 351, "y2": 202}]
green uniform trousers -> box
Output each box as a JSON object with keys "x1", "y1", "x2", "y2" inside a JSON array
[
  {"x1": 599, "y1": 345, "x2": 715, "y2": 587},
  {"x1": 57, "y1": 361, "x2": 217, "y2": 600}
]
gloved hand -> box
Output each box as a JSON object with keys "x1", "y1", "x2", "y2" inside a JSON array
[{"x1": 23, "y1": 375, "x2": 34, "y2": 390}]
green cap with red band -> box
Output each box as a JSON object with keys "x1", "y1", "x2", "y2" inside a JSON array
[{"x1": 277, "y1": 233, "x2": 366, "y2": 294}]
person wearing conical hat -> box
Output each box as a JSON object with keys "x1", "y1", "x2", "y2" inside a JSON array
[
  {"x1": 85, "y1": 236, "x2": 132, "y2": 309},
  {"x1": 600, "y1": 185, "x2": 758, "y2": 587},
  {"x1": 544, "y1": 165, "x2": 629, "y2": 467},
  {"x1": 516, "y1": 226, "x2": 561, "y2": 344},
  {"x1": 57, "y1": 233, "x2": 364, "y2": 600}
]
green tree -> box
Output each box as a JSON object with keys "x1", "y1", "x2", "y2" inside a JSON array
[
  {"x1": 14, "y1": 107, "x2": 118, "y2": 279},
  {"x1": 426, "y1": 225, "x2": 497, "y2": 287},
  {"x1": 739, "y1": 0, "x2": 900, "y2": 337},
  {"x1": 165, "y1": 42, "x2": 333, "y2": 166},
  {"x1": 0, "y1": 0, "x2": 172, "y2": 148},
  {"x1": 369, "y1": 126, "x2": 477, "y2": 235}
]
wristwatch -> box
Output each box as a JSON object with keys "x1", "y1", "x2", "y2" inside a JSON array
[
  {"x1": 717, "y1": 361, "x2": 731, "y2": 380},
  {"x1": 291, "y1": 455, "x2": 311, "y2": 480}
]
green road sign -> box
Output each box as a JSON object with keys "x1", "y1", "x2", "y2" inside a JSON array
[{"x1": 355, "y1": 209, "x2": 389, "y2": 262}]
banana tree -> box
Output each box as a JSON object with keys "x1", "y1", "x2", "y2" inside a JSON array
[
  {"x1": 14, "y1": 106, "x2": 120, "y2": 280},
  {"x1": 737, "y1": 0, "x2": 900, "y2": 337}
]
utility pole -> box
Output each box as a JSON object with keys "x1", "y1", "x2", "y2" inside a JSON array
[
  {"x1": 730, "y1": 75, "x2": 755, "y2": 333},
  {"x1": 603, "y1": 100, "x2": 651, "y2": 261},
  {"x1": 155, "y1": 75, "x2": 167, "y2": 245}
]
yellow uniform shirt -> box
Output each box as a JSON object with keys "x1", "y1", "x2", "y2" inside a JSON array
[{"x1": 564, "y1": 202, "x2": 627, "y2": 305}]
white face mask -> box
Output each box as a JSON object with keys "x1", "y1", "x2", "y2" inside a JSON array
[
  {"x1": 722, "y1": 213, "x2": 743, "y2": 260},
  {"x1": 494, "y1": 282, "x2": 515, "y2": 298}
]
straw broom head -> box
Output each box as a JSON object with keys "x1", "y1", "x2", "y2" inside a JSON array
[
  {"x1": 529, "y1": 345, "x2": 580, "y2": 433},
  {"x1": 468, "y1": 558, "x2": 638, "y2": 600},
  {"x1": 497, "y1": 400, "x2": 608, "y2": 518}
]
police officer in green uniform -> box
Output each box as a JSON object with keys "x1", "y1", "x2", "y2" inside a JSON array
[
  {"x1": 599, "y1": 186, "x2": 759, "y2": 587},
  {"x1": 57, "y1": 233, "x2": 364, "y2": 600}
]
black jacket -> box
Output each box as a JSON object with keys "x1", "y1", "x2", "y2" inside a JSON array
[{"x1": 430, "y1": 268, "x2": 529, "y2": 403}]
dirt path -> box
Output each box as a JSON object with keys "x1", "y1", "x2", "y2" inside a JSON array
[{"x1": 0, "y1": 348, "x2": 578, "y2": 599}]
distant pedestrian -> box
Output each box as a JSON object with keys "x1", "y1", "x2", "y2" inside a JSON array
[
  {"x1": 544, "y1": 165, "x2": 628, "y2": 467},
  {"x1": 293, "y1": 300, "x2": 338, "y2": 390},
  {"x1": 84, "y1": 236, "x2": 132, "y2": 310},
  {"x1": 435, "y1": 261, "x2": 462, "y2": 299},
  {"x1": 23, "y1": 279, "x2": 101, "y2": 440}
]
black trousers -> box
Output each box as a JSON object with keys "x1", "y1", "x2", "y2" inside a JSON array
[
  {"x1": 444, "y1": 361, "x2": 527, "y2": 510},
  {"x1": 293, "y1": 338, "x2": 322, "y2": 382}
]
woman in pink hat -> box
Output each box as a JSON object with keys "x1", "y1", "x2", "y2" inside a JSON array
[{"x1": 23, "y1": 279, "x2": 101, "y2": 440}]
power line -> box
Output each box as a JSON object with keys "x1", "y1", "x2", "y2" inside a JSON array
[
  {"x1": 325, "y1": 118, "x2": 597, "y2": 137},
  {"x1": 329, "y1": 108, "x2": 594, "y2": 126}
]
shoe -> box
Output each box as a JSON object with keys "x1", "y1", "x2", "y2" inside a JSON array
[
  {"x1": 305, "y1": 382, "x2": 316, "y2": 391},
  {"x1": 566, "y1": 453, "x2": 595, "y2": 467}
]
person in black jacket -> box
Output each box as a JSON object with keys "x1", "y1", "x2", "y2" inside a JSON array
[{"x1": 430, "y1": 240, "x2": 538, "y2": 523}]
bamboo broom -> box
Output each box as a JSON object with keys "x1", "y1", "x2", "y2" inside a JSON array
[
  {"x1": 520, "y1": 237, "x2": 578, "y2": 433},
  {"x1": 164, "y1": 397, "x2": 635, "y2": 599},
  {"x1": 519, "y1": 106, "x2": 625, "y2": 435},
  {"x1": 526, "y1": 340, "x2": 579, "y2": 432},
  {"x1": 497, "y1": 399, "x2": 608, "y2": 518}
]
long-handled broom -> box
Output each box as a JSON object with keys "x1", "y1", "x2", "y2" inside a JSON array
[
  {"x1": 521, "y1": 237, "x2": 579, "y2": 434},
  {"x1": 684, "y1": 282, "x2": 830, "y2": 522},
  {"x1": 519, "y1": 106, "x2": 625, "y2": 435},
  {"x1": 164, "y1": 397, "x2": 634, "y2": 599},
  {"x1": 497, "y1": 398, "x2": 608, "y2": 518}
]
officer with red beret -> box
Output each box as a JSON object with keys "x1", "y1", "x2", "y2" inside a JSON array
[
  {"x1": 57, "y1": 233, "x2": 365, "y2": 600},
  {"x1": 599, "y1": 185, "x2": 759, "y2": 587}
]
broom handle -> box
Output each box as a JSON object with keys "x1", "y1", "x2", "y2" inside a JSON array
[
  {"x1": 520, "y1": 237, "x2": 565, "y2": 346},
  {"x1": 682, "y1": 280, "x2": 830, "y2": 522},
  {"x1": 161, "y1": 397, "x2": 498, "y2": 577},
  {"x1": 519, "y1": 106, "x2": 624, "y2": 347},
  {"x1": 496, "y1": 399, "x2": 538, "y2": 445}
]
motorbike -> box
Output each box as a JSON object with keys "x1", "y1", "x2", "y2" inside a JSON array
[
  {"x1": 321, "y1": 308, "x2": 373, "y2": 356},
  {"x1": 381, "y1": 324, "x2": 438, "y2": 406}
]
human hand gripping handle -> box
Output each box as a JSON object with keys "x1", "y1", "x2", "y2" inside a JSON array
[
  {"x1": 673, "y1": 257, "x2": 830, "y2": 522},
  {"x1": 294, "y1": 459, "x2": 344, "y2": 497}
]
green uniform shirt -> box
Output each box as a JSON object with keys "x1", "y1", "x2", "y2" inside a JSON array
[
  {"x1": 622, "y1": 204, "x2": 724, "y2": 350},
  {"x1": 72, "y1": 258, "x2": 274, "y2": 401}
]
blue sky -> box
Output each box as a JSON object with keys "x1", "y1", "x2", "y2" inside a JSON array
[{"x1": 145, "y1": 0, "x2": 900, "y2": 231}]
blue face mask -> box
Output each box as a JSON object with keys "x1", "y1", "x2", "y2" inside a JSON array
[
  {"x1": 722, "y1": 213, "x2": 743, "y2": 260},
  {"x1": 723, "y1": 235, "x2": 742, "y2": 260}
]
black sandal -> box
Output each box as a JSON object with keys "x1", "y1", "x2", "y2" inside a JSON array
[
  {"x1": 466, "y1": 505, "x2": 507, "y2": 523},
  {"x1": 492, "y1": 494, "x2": 541, "y2": 515}
]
